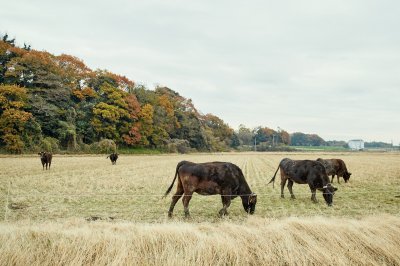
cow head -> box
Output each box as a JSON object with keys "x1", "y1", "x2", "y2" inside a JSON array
[
  {"x1": 38, "y1": 152, "x2": 46, "y2": 158},
  {"x1": 243, "y1": 193, "x2": 257, "y2": 214},
  {"x1": 321, "y1": 183, "x2": 338, "y2": 206},
  {"x1": 343, "y1": 172, "x2": 352, "y2": 183}
]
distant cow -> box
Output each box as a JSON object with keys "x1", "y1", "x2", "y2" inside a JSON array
[
  {"x1": 164, "y1": 161, "x2": 257, "y2": 217},
  {"x1": 316, "y1": 158, "x2": 352, "y2": 183},
  {"x1": 106, "y1": 153, "x2": 118, "y2": 165},
  {"x1": 38, "y1": 152, "x2": 52, "y2": 170},
  {"x1": 268, "y1": 158, "x2": 337, "y2": 206}
]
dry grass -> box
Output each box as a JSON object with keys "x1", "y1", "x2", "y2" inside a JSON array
[
  {"x1": 1, "y1": 215, "x2": 399, "y2": 265},
  {"x1": 0, "y1": 152, "x2": 400, "y2": 265}
]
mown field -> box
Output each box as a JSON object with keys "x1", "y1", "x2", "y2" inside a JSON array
[{"x1": 0, "y1": 152, "x2": 400, "y2": 265}]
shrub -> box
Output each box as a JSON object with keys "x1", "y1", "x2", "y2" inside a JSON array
[
  {"x1": 40, "y1": 137, "x2": 60, "y2": 152},
  {"x1": 166, "y1": 139, "x2": 190, "y2": 154},
  {"x1": 90, "y1": 139, "x2": 116, "y2": 153}
]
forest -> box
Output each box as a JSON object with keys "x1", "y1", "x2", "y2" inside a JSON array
[{"x1": 0, "y1": 35, "x2": 348, "y2": 153}]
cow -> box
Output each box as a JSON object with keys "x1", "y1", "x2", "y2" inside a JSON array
[
  {"x1": 164, "y1": 161, "x2": 257, "y2": 218},
  {"x1": 268, "y1": 158, "x2": 337, "y2": 206},
  {"x1": 38, "y1": 152, "x2": 52, "y2": 170},
  {"x1": 316, "y1": 158, "x2": 351, "y2": 184},
  {"x1": 106, "y1": 153, "x2": 118, "y2": 165}
]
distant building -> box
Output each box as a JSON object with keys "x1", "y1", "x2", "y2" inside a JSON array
[{"x1": 348, "y1": 139, "x2": 364, "y2": 150}]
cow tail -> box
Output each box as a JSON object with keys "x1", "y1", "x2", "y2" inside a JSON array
[
  {"x1": 267, "y1": 164, "x2": 280, "y2": 188},
  {"x1": 163, "y1": 162, "x2": 183, "y2": 198}
]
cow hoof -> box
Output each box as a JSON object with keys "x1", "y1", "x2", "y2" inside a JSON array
[
  {"x1": 291, "y1": 195, "x2": 296, "y2": 199},
  {"x1": 168, "y1": 213, "x2": 173, "y2": 218},
  {"x1": 219, "y1": 210, "x2": 228, "y2": 217},
  {"x1": 280, "y1": 195, "x2": 285, "y2": 199}
]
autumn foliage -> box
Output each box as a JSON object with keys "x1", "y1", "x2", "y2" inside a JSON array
[{"x1": 0, "y1": 37, "x2": 236, "y2": 152}]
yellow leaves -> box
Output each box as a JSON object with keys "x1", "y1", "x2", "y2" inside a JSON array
[
  {"x1": 1, "y1": 133, "x2": 24, "y2": 153},
  {"x1": 0, "y1": 84, "x2": 32, "y2": 153},
  {"x1": 72, "y1": 87, "x2": 97, "y2": 101},
  {"x1": 140, "y1": 103, "x2": 154, "y2": 123},
  {"x1": 92, "y1": 102, "x2": 122, "y2": 120},
  {"x1": 157, "y1": 94, "x2": 174, "y2": 118},
  {"x1": 72, "y1": 89, "x2": 85, "y2": 101},
  {"x1": 0, "y1": 85, "x2": 29, "y2": 109},
  {"x1": 82, "y1": 87, "x2": 96, "y2": 98}
]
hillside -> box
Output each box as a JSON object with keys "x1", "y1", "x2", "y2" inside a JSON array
[{"x1": 0, "y1": 36, "x2": 233, "y2": 153}]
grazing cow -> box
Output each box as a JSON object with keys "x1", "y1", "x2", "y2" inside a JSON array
[
  {"x1": 164, "y1": 161, "x2": 257, "y2": 217},
  {"x1": 106, "y1": 153, "x2": 118, "y2": 165},
  {"x1": 316, "y1": 158, "x2": 352, "y2": 184},
  {"x1": 268, "y1": 158, "x2": 337, "y2": 206},
  {"x1": 38, "y1": 152, "x2": 52, "y2": 170}
]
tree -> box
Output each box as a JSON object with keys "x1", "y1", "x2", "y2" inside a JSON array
[
  {"x1": 290, "y1": 132, "x2": 325, "y2": 146},
  {"x1": 230, "y1": 133, "x2": 240, "y2": 148},
  {"x1": 202, "y1": 113, "x2": 233, "y2": 151},
  {"x1": 138, "y1": 103, "x2": 154, "y2": 146},
  {"x1": 237, "y1": 124, "x2": 253, "y2": 145},
  {"x1": 280, "y1": 130, "x2": 290, "y2": 145},
  {"x1": 0, "y1": 85, "x2": 32, "y2": 153},
  {"x1": 91, "y1": 82, "x2": 141, "y2": 145}
]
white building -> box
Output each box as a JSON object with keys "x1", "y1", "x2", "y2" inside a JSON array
[{"x1": 348, "y1": 139, "x2": 364, "y2": 150}]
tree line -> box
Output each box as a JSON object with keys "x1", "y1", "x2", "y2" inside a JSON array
[{"x1": 0, "y1": 35, "x2": 350, "y2": 153}]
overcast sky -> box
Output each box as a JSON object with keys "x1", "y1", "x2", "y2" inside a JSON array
[{"x1": 2, "y1": 0, "x2": 399, "y2": 144}]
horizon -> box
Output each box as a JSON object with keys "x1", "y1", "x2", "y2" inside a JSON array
[{"x1": 2, "y1": 0, "x2": 399, "y2": 144}]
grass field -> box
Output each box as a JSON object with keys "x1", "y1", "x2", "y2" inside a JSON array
[{"x1": 1, "y1": 152, "x2": 400, "y2": 265}]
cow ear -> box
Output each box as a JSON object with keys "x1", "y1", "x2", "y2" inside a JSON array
[{"x1": 349, "y1": 173, "x2": 352, "y2": 176}]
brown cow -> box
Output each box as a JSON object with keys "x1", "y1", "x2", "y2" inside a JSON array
[
  {"x1": 38, "y1": 152, "x2": 52, "y2": 170},
  {"x1": 268, "y1": 158, "x2": 337, "y2": 206},
  {"x1": 164, "y1": 161, "x2": 257, "y2": 217},
  {"x1": 316, "y1": 158, "x2": 352, "y2": 183}
]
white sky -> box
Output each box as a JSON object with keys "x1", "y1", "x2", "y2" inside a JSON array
[{"x1": 2, "y1": 0, "x2": 400, "y2": 144}]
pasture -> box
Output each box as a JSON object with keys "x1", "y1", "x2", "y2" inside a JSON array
[{"x1": 1, "y1": 152, "x2": 400, "y2": 265}]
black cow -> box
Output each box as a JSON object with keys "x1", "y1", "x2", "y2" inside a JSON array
[
  {"x1": 164, "y1": 161, "x2": 257, "y2": 217},
  {"x1": 38, "y1": 152, "x2": 52, "y2": 170},
  {"x1": 268, "y1": 158, "x2": 337, "y2": 206},
  {"x1": 316, "y1": 158, "x2": 352, "y2": 183},
  {"x1": 106, "y1": 153, "x2": 118, "y2": 165}
]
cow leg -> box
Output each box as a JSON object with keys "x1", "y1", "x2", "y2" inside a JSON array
[
  {"x1": 309, "y1": 186, "x2": 318, "y2": 203},
  {"x1": 45, "y1": 162, "x2": 48, "y2": 170},
  {"x1": 280, "y1": 178, "x2": 287, "y2": 198},
  {"x1": 49, "y1": 161, "x2": 51, "y2": 170},
  {"x1": 168, "y1": 182, "x2": 184, "y2": 218},
  {"x1": 219, "y1": 195, "x2": 231, "y2": 217},
  {"x1": 331, "y1": 175, "x2": 335, "y2": 183},
  {"x1": 182, "y1": 192, "x2": 193, "y2": 218},
  {"x1": 337, "y1": 176, "x2": 340, "y2": 184},
  {"x1": 287, "y1": 179, "x2": 296, "y2": 199}
]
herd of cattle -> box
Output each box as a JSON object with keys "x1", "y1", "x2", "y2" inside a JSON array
[{"x1": 37, "y1": 152, "x2": 351, "y2": 217}]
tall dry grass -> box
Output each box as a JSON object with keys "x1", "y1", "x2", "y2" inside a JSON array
[{"x1": 1, "y1": 215, "x2": 399, "y2": 265}]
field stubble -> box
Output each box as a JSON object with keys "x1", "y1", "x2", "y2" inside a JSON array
[{"x1": 0, "y1": 152, "x2": 400, "y2": 265}]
